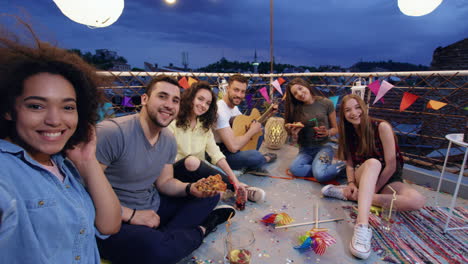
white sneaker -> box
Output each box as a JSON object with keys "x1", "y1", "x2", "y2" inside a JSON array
[
  {"x1": 349, "y1": 224, "x2": 372, "y2": 259},
  {"x1": 246, "y1": 187, "x2": 266, "y2": 202},
  {"x1": 321, "y1": 184, "x2": 347, "y2": 200},
  {"x1": 232, "y1": 170, "x2": 243, "y2": 178}
]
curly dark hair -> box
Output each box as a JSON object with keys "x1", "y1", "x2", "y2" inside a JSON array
[
  {"x1": 284, "y1": 78, "x2": 322, "y2": 123},
  {"x1": 176, "y1": 81, "x2": 217, "y2": 132},
  {"x1": 0, "y1": 17, "x2": 105, "y2": 150}
]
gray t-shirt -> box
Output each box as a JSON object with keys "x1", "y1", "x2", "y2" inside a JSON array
[
  {"x1": 96, "y1": 114, "x2": 177, "y2": 211},
  {"x1": 297, "y1": 97, "x2": 334, "y2": 147}
]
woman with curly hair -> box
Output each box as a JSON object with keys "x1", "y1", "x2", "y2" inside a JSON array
[
  {"x1": 284, "y1": 78, "x2": 345, "y2": 182},
  {"x1": 168, "y1": 81, "x2": 266, "y2": 204},
  {"x1": 0, "y1": 18, "x2": 121, "y2": 263},
  {"x1": 321, "y1": 94, "x2": 425, "y2": 259}
]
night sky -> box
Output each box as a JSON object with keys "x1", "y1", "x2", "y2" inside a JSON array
[{"x1": 3, "y1": 0, "x2": 468, "y2": 69}]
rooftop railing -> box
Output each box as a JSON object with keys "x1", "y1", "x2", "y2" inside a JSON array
[{"x1": 97, "y1": 70, "x2": 468, "y2": 177}]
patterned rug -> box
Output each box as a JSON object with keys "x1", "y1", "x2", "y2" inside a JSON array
[{"x1": 345, "y1": 206, "x2": 468, "y2": 264}]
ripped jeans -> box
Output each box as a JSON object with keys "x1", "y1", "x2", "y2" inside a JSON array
[{"x1": 289, "y1": 144, "x2": 345, "y2": 183}]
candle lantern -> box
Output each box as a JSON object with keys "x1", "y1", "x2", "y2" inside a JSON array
[
  {"x1": 351, "y1": 78, "x2": 367, "y2": 100},
  {"x1": 264, "y1": 117, "x2": 288, "y2": 150}
]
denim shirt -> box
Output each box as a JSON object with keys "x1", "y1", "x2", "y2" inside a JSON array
[{"x1": 0, "y1": 140, "x2": 102, "y2": 264}]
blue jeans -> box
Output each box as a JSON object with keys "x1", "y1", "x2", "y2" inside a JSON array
[
  {"x1": 218, "y1": 129, "x2": 267, "y2": 170},
  {"x1": 223, "y1": 149, "x2": 267, "y2": 170},
  {"x1": 97, "y1": 194, "x2": 219, "y2": 264},
  {"x1": 289, "y1": 145, "x2": 345, "y2": 183}
]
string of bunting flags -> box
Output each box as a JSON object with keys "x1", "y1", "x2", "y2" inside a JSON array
[
  {"x1": 178, "y1": 76, "x2": 198, "y2": 89},
  {"x1": 257, "y1": 77, "x2": 449, "y2": 112},
  {"x1": 172, "y1": 77, "x2": 451, "y2": 113},
  {"x1": 367, "y1": 79, "x2": 449, "y2": 111}
]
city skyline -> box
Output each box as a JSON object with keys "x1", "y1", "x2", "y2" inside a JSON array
[{"x1": 3, "y1": 0, "x2": 468, "y2": 69}]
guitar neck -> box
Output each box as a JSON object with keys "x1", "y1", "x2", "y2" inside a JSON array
[
  {"x1": 258, "y1": 95, "x2": 284, "y2": 124},
  {"x1": 257, "y1": 105, "x2": 274, "y2": 124}
]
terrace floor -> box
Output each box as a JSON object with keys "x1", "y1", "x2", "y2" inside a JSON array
[{"x1": 177, "y1": 143, "x2": 468, "y2": 264}]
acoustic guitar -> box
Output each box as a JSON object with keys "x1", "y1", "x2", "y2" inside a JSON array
[{"x1": 231, "y1": 97, "x2": 283, "y2": 151}]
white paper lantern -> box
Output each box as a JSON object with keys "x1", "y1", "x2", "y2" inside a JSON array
[
  {"x1": 398, "y1": 0, "x2": 443, "y2": 17},
  {"x1": 53, "y1": 0, "x2": 125, "y2": 28},
  {"x1": 217, "y1": 77, "x2": 228, "y2": 100},
  {"x1": 351, "y1": 78, "x2": 366, "y2": 101}
]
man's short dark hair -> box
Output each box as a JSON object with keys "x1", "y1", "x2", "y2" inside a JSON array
[
  {"x1": 145, "y1": 75, "x2": 180, "y2": 95},
  {"x1": 228, "y1": 74, "x2": 249, "y2": 86}
]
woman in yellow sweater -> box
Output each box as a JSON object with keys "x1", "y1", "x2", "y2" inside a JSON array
[{"x1": 168, "y1": 81, "x2": 265, "y2": 203}]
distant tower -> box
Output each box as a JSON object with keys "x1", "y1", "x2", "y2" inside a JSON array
[
  {"x1": 252, "y1": 49, "x2": 259, "y2": 73},
  {"x1": 182, "y1": 51, "x2": 189, "y2": 70}
]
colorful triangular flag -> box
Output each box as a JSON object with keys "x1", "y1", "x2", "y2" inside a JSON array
[
  {"x1": 400, "y1": 92, "x2": 419, "y2": 112},
  {"x1": 259, "y1": 86, "x2": 271, "y2": 103},
  {"x1": 329, "y1": 96, "x2": 339, "y2": 108},
  {"x1": 373, "y1": 80, "x2": 393, "y2": 105},
  {"x1": 271, "y1": 79, "x2": 284, "y2": 95},
  {"x1": 188, "y1": 77, "x2": 197, "y2": 87},
  {"x1": 122, "y1": 96, "x2": 134, "y2": 107},
  {"x1": 246, "y1": 94, "x2": 253, "y2": 109},
  {"x1": 427, "y1": 100, "x2": 447, "y2": 110},
  {"x1": 278, "y1": 77, "x2": 286, "y2": 85},
  {"x1": 368, "y1": 80, "x2": 384, "y2": 104},
  {"x1": 178, "y1": 77, "x2": 189, "y2": 89}
]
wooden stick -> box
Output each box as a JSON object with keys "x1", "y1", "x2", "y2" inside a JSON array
[
  {"x1": 226, "y1": 212, "x2": 234, "y2": 252},
  {"x1": 315, "y1": 202, "x2": 319, "y2": 229},
  {"x1": 274, "y1": 218, "x2": 344, "y2": 229}
]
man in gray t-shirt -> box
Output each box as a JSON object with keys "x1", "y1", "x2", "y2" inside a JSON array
[
  {"x1": 96, "y1": 76, "x2": 235, "y2": 264},
  {"x1": 97, "y1": 113, "x2": 176, "y2": 211}
]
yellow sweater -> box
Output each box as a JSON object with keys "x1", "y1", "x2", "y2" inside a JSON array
[{"x1": 168, "y1": 120, "x2": 226, "y2": 165}]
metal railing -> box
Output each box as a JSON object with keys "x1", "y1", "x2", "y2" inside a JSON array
[{"x1": 97, "y1": 70, "x2": 468, "y2": 176}]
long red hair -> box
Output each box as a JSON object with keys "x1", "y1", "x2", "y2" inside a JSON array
[{"x1": 337, "y1": 94, "x2": 376, "y2": 161}]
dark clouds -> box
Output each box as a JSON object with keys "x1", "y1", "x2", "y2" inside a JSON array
[{"x1": 3, "y1": 0, "x2": 468, "y2": 69}]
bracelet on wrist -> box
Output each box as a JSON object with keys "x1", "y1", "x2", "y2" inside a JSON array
[
  {"x1": 126, "y1": 209, "x2": 136, "y2": 224},
  {"x1": 347, "y1": 180, "x2": 356, "y2": 185},
  {"x1": 185, "y1": 183, "x2": 195, "y2": 198}
]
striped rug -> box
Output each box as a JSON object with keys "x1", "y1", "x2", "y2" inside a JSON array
[{"x1": 345, "y1": 206, "x2": 468, "y2": 264}]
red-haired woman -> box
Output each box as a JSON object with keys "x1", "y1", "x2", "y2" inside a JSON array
[{"x1": 322, "y1": 94, "x2": 425, "y2": 259}]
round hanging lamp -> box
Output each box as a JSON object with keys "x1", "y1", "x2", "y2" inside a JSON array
[
  {"x1": 398, "y1": 0, "x2": 443, "y2": 17},
  {"x1": 53, "y1": 0, "x2": 124, "y2": 28}
]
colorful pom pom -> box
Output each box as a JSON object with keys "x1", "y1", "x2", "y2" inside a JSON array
[
  {"x1": 294, "y1": 228, "x2": 336, "y2": 255},
  {"x1": 261, "y1": 212, "x2": 294, "y2": 226}
]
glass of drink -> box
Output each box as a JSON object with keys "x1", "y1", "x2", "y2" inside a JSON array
[
  {"x1": 380, "y1": 186, "x2": 398, "y2": 232},
  {"x1": 235, "y1": 187, "x2": 246, "y2": 211},
  {"x1": 225, "y1": 227, "x2": 255, "y2": 264},
  {"x1": 305, "y1": 118, "x2": 318, "y2": 139}
]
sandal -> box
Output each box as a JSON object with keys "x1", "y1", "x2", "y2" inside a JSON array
[{"x1": 263, "y1": 153, "x2": 277, "y2": 163}]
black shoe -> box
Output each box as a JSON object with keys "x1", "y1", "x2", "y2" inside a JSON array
[{"x1": 201, "y1": 205, "x2": 236, "y2": 237}]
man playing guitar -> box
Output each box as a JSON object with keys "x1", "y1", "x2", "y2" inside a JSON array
[{"x1": 214, "y1": 74, "x2": 278, "y2": 175}]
